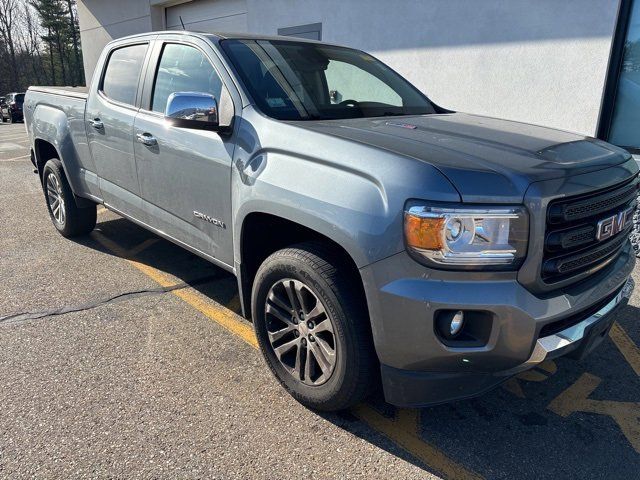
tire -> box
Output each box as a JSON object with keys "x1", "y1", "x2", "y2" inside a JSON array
[
  {"x1": 252, "y1": 242, "x2": 376, "y2": 411},
  {"x1": 7, "y1": 114, "x2": 12, "y2": 124},
  {"x1": 42, "y1": 158, "x2": 96, "y2": 237}
]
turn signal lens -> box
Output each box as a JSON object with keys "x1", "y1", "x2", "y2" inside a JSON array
[{"x1": 404, "y1": 215, "x2": 445, "y2": 250}]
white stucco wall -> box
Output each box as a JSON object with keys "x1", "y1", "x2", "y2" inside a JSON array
[
  {"x1": 77, "y1": 0, "x2": 165, "y2": 81},
  {"x1": 78, "y1": 0, "x2": 620, "y2": 136},
  {"x1": 241, "y1": 0, "x2": 620, "y2": 136}
]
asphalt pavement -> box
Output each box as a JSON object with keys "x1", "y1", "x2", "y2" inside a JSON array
[{"x1": 1, "y1": 121, "x2": 639, "y2": 479}]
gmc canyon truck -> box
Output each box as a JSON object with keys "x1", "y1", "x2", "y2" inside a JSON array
[{"x1": 25, "y1": 32, "x2": 638, "y2": 411}]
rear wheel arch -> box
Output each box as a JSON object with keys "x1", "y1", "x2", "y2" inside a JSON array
[
  {"x1": 34, "y1": 139, "x2": 61, "y2": 182},
  {"x1": 33, "y1": 139, "x2": 93, "y2": 208}
]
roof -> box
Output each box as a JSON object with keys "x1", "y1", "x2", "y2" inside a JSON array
[
  {"x1": 207, "y1": 31, "x2": 326, "y2": 44},
  {"x1": 106, "y1": 30, "x2": 340, "y2": 48}
]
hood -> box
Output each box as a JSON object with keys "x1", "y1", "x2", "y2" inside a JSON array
[{"x1": 290, "y1": 113, "x2": 631, "y2": 203}]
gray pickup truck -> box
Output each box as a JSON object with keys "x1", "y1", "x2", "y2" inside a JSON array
[{"x1": 25, "y1": 31, "x2": 638, "y2": 411}]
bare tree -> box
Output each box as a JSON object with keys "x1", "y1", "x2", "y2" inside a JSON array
[
  {"x1": 0, "y1": 0, "x2": 20, "y2": 90},
  {"x1": 17, "y1": 2, "x2": 45, "y2": 85},
  {"x1": 0, "y1": 0, "x2": 84, "y2": 91}
]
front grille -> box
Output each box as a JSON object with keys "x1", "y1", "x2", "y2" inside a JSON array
[{"x1": 543, "y1": 175, "x2": 639, "y2": 283}]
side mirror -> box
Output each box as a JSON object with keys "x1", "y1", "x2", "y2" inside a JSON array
[{"x1": 165, "y1": 92, "x2": 219, "y2": 129}]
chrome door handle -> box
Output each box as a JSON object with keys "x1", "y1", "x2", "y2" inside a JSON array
[
  {"x1": 88, "y1": 119, "x2": 104, "y2": 129},
  {"x1": 136, "y1": 132, "x2": 157, "y2": 146}
]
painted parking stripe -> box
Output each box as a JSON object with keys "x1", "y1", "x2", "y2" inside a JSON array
[
  {"x1": 1, "y1": 154, "x2": 29, "y2": 162},
  {"x1": 93, "y1": 231, "x2": 258, "y2": 348},
  {"x1": 352, "y1": 406, "x2": 483, "y2": 480},
  {"x1": 610, "y1": 322, "x2": 640, "y2": 376},
  {"x1": 91, "y1": 229, "x2": 482, "y2": 479},
  {"x1": 0, "y1": 142, "x2": 26, "y2": 152}
]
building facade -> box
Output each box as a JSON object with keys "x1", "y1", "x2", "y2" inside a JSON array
[{"x1": 77, "y1": 0, "x2": 639, "y2": 152}]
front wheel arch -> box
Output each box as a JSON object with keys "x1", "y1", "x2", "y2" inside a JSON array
[{"x1": 237, "y1": 212, "x2": 368, "y2": 321}]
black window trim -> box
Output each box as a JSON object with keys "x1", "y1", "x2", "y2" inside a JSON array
[
  {"x1": 597, "y1": 0, "x2": 637, "y2": 152},
  {"x1": 98, "y1": 41, "x2": 151, "y2": 111}
]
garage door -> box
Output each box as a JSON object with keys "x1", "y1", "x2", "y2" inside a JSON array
[{"x1": 166, "y1": 0, "x2": 248, "y2": 33}]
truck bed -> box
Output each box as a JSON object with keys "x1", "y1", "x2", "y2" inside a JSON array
[{"x1": 27, "y1": 85, "x2": 88, "y2": 100}]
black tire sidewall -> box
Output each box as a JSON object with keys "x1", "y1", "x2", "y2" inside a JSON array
[{"x1": 252, "y1": 250, "x2": 365, "y2": 410}]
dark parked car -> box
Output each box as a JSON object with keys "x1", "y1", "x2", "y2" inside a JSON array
[{"x1": 1, "y1": 92, "x2": 25, "y2": 123}]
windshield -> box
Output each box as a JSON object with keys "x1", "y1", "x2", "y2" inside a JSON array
[
  {"x1": 221, "y1": 39, "x2": 436, "y2": 120},
  {"x1": 14, "y1": 94, "x2": 24, "y2": 104}
]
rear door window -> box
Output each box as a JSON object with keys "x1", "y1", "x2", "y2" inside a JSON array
[{"x1": 101, "y1": 44, "x2": 148, "y2": 106}]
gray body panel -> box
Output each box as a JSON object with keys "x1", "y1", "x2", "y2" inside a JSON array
[
  {"x1": 292, "y1": 114, "x2": 632, "y2": 203},
  {"x1": 24, "y1": 31, "x2": 638, "y2": 407}
]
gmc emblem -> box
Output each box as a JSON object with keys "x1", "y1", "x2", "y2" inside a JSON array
[{"x1": 595, "y1": 207, "x2": 634, "y2": 241}]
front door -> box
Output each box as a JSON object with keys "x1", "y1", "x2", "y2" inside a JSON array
[
  {"x1": 86, "y1": 42, "x2": 149, "y2": 216},
  {"x1": 133, "y1": 41, "x2": 235, "y2": 266}
]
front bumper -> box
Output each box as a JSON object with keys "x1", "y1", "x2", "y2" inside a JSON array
[{"x1": 360, "y1": 245, "x2": 636, "y2": 407}]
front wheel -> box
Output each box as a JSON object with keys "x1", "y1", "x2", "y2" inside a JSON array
[
  {"x1": 252, "y1": 242, "x2": 376, "y2": 411},
  {"x1": 42, "y1": 158, "x2": 96, "y2": 237}
]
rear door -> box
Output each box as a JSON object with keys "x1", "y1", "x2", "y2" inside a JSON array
[
  {"x1": 133, "y1": 37, "x2": 237, "y2": 266},
  {"x1": 86, "y1": 39, "x2": 151, "y2": 217}
]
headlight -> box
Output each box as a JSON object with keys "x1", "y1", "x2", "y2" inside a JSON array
[{"x1": 404, "y1": 203, "x2": 528, "y2": 269}]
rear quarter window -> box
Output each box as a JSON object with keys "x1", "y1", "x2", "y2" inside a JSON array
[{"x1": 101, "y1": 44, "x2": 148, "y2": 106}]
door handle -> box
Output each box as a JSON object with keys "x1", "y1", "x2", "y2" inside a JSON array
[
  {"x1": 136, "y1": 132, "x2": 157, "y2": 146},
  {"x1": 88, "y1": 118, "x2": 104, "y2": 129}
]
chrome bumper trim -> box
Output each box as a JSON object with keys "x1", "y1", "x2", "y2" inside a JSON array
[{"x1": 526, "y1": 278, "x2": 634, "y2": 365}]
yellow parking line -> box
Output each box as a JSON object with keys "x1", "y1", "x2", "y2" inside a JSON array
[
  {"x1": 127, "y1": 238, "x2": 159, "y2": 258},
  {"x1": 92, "y1": 230, "x2": 482, "y2": 478},
  {"x1": 352, "y1": 405, "x2": 483, "y2": 480},
  {"x1": 548, "y1": 372, "x2": 640, "y2": 453},
  {"x1": 93, "y1": 231, "x2": 257, "y2": 348},
  {"x1": 2, "y1": 154, "x2": 29, "y2": 162},
  {"x1": 610, "y1": 322, "x2": 640, "y2": 377}
]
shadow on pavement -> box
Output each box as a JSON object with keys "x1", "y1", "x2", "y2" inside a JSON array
[{"x1": 74, "y1": 216, "x2": 640, "y2": 480}]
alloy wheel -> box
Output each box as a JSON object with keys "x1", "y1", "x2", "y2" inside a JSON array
[
  {"x1": 46, "y1": 173, "x2": 66, "y2": 225},
  {"x1": 264, "y1": 278, "x2": 337, "y2": 386}
]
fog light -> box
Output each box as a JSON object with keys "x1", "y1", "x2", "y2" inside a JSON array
[
  {"x1": 435, "y1": 309, "x2": 493, "y2": 347},
  {"x1": 450, "y1": 311, "x2": 464, "y2": 335}
]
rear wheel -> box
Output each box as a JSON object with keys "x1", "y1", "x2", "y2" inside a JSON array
[
  {"x1": 252, "y1": 242, "x2": 376, "y2": 411},
  {"x1": 42, "y1": 158, "x2": 96, "y2": 237}
]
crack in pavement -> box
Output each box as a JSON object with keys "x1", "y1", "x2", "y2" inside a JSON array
[{"x1": 0, "y1": 274, "x2": 220, "y2": 325}]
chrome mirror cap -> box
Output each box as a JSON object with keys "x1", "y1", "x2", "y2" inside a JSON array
[{"x1": 165, "y1": 91, "x2": 219, "y2": 129}]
